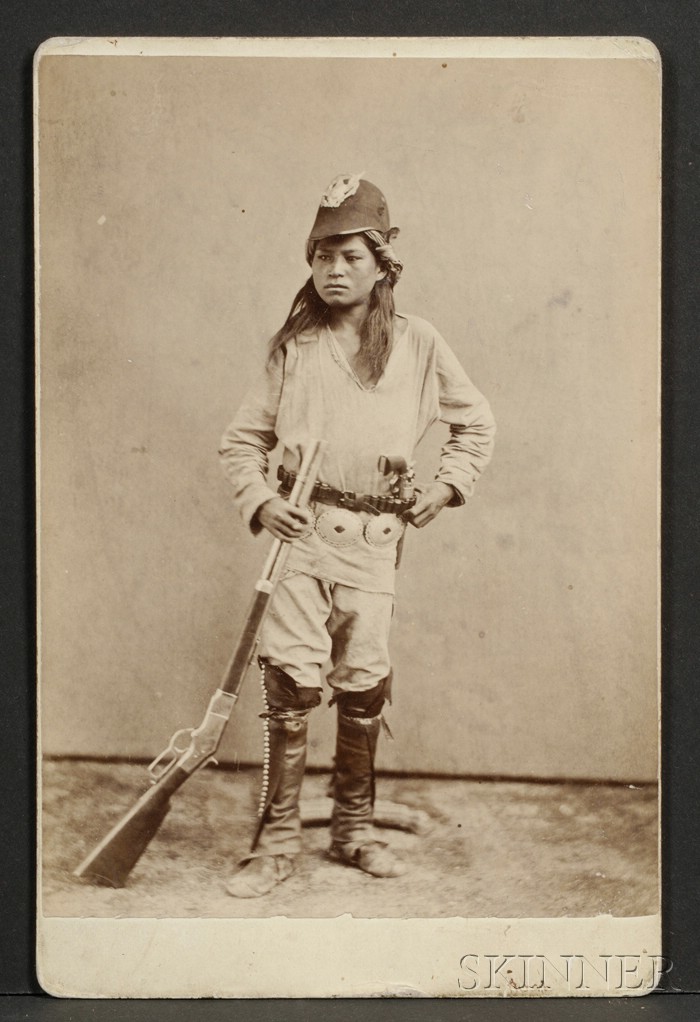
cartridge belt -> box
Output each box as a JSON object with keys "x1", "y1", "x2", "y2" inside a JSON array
[{"x1": 277, "y1": 465, "x2": 416, "y2": 517}]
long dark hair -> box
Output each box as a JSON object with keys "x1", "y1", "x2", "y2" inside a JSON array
[{"x1": 268, "y1": 230, "x2": 403, "y2": 382}]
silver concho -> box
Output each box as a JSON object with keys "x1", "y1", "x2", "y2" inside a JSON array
[
  {"x1": 315, "y1": 508, "x2": 363, "y2": 548},
  {"x1": 364, "y1": 513, "x2": 405, "y2": 548}
]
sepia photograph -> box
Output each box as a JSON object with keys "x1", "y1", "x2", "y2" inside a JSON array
[{"x1": 35, "y1": 36, "x2": 661, "y2": 997}]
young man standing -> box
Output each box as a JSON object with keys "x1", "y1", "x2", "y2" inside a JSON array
[{"x1": 219, "y1": 173, "x2": 495, "y2": 897}]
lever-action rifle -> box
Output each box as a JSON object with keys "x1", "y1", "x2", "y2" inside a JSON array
[{"x1": 74, "y1": 439, "x2": 326, "y2": 887}]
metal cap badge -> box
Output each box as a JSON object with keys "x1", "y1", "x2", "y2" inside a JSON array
[{"x1": 308, "y1": 173, "x2": 392, "y2": 243}]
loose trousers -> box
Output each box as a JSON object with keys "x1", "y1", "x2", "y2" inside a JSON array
[{"x1": 258, "y1": 569, "x2": 394, "y2": 695}]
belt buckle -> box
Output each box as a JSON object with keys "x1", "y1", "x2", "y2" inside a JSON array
[
  {"x1": 336, "y1": 490, "x2": 356, "y2": 510},
  {"x1": 358, "y1": 498, "x2": 381, "y2": 516}
]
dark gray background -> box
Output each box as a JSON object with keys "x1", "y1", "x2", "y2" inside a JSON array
[{"x1": 3, "y1": 0, "x2": 699, "y2": 1018}]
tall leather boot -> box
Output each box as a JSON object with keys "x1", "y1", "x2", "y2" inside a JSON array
[
  {"x1": 328, "y1": 707, "x2": 407, "y2": 878},
  {"x1": 226, "y1": 663, "x2": 320, "y2": 899}
]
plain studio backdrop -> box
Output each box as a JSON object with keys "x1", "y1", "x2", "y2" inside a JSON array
[{"x1": 36, "y1": 44, "x2": 659, "y2": 782}]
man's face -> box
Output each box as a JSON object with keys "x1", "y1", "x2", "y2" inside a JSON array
[{"x1": 311, "y1": 234, "x2": 386, "y2": 310}]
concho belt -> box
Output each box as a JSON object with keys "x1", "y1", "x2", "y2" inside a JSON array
[{"x1": 314, "y1": 508, "x2": 405, "y2": 549}]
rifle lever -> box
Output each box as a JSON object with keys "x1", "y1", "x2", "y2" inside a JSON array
[{"x1": 147, "y1": 727, "x2": 194, "y2": 782}]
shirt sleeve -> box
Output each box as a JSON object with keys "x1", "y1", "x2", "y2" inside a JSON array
[
  {"x1": 218, "y1": 351, "x2": 284, "y2": 534},
  {"x1": 433, "y1": 332, "x2": 496, "y2": 505}
]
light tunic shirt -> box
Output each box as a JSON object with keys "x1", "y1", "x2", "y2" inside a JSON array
[{"x1": 220, "y1": 314, "x2": 495, "y2": 594}]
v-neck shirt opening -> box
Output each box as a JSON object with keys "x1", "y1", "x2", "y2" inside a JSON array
[
  {"x1": 324, "y1": 318, "x2": 409, "y2": 392},
  {"x1": 325, "y1": 325, "x2": 379, "y2": 391}
]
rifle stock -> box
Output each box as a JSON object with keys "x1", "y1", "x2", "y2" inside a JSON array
[{"x1": 74, "y1": 439, "x2": 326, "y2": 887}]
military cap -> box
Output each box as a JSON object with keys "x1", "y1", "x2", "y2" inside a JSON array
[{"x1": 308, "y1": 173, "x2": 392, "y2": 242}]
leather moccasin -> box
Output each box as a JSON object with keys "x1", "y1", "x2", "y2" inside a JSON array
[
  {"x1": 225, "y1": 854, "x2": 295, "y2": 898},
  {"x1": 328, "y1": 840, "x2": 407, "y2": 878}
]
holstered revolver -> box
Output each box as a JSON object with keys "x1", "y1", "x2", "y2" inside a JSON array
[{"x1": 377, "y1": 455, "x2": 415, "y2": 567}]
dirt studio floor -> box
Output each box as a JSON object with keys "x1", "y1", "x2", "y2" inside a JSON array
[{"x1": 42, "y1": 760, "x2": 658, "y2": 919}]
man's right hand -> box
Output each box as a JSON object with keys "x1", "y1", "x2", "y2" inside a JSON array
[{"x1": 256, "y1": 497, "x2": 314, "y2": 541}]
